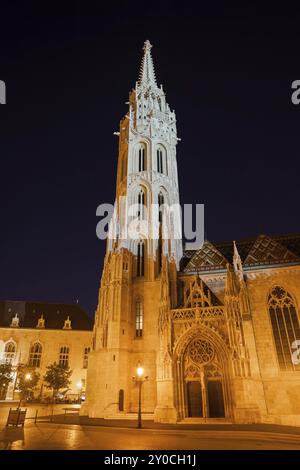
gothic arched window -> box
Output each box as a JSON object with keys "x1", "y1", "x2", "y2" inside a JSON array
[
  {"x1": 157, "y1": 148, "x2": 163, "y2": 173},
  {"x1": 137, "y1": 240, "x2": 145, "y2": 277},
  {"x1": 4, "y1": 342, "x2": 16, "y2": 364},
  {"x1": 29, "y1": 342, "x2": 42, "y2": 368},
  {"x1": 157, "y1": 191, "x2": 165, "y2": 272},
  {"x1": 138, "y1": 144, "x2": 146, "y2": 172},
  {"x1": 137, "y1": 188, "x2": 145, "y2": 221},
  {"x1": 158, "y1": 192, "x2": 164, "y2": 223},
  {"x1": 156, "y1": 146, "x2": 167, "y2": 175},
  {"x1": 268, "y1": 286, "x2": 300, "y2": 371},
  {"x1": 135, "y1": 300, "x2": 143, "y2": 337}
]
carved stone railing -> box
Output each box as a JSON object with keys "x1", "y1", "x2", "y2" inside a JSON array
[{"x1": 171, "y1": 306, "x2": 225, "y2": 321}]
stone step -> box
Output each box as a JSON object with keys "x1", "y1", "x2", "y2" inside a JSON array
[
  {"x1": 105, "y1": 413, "x2": 154, "y2": 421},
  {"x1": 180, "y1": 417, "x2": 232, "y2": 424}
]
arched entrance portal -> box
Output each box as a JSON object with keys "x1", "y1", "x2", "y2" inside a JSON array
[
  {"x1": 174, "y1": 333, "x2": 232, "y2": 420},
  {"x1": 185, "y1": 339, "x2": 225, "y2": 418}
]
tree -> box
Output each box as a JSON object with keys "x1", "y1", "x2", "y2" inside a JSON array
[
  {"x1": 43, "y1": 362, "x2": 72, "y2": 400},
  {"x1": 16, "y1": 364, "x2": 40, "y2": 402},
  {"x1": 0, "y1": 363, "x2": 13, "y2": 400}
]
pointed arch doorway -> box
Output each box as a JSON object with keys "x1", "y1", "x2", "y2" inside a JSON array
[
  {"x1": 186, "y1": 368, "x2": 225, "y2": 418},
  {"x1": 175, "y1": 336, "x2": 230, "y2": 420}
]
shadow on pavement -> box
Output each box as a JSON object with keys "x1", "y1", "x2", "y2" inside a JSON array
[
  {"x1": 0, "y1": 426, "x2": 25, "y2": 450},
  {"x1": 42, "y1": 414, "x2": 300, "y2": 435}
]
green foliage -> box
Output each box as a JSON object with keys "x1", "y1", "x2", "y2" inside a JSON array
[
  {"x1": 0, "y1": 362, "x2": 14, "y2": 389},
  {"x1": 16, "y1": 364, "x2": 40, "y2": 398},
  {"x1": 43, "y1": 362, "x2": 72, "y2": 397}
]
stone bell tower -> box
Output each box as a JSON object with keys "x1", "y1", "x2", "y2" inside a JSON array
[{"x1": 82, "y1": 41, "x2": 182, "y2": 419}]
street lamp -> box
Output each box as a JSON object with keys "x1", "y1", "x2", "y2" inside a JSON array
[
  {"x1": 133, "y1": 365, "x2": 148, "y2": 429},
  {"x1": 25, "y1": 373, "x2": 32, "y2": 381},
  {"x1": 76, "y1": 381, "x2": 82, "y2": 403}
]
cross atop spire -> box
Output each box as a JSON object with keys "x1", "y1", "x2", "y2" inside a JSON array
[{"x1": 138, "y1": 40, "x2": 157, "y2": 86}]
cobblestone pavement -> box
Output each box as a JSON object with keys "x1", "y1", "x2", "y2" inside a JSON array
[
  {"x1": 1, "y1": 421, "x2": 300, "y2": 450},
  {"x1": 1, "y1": 404, "x2": 300, "y2": 450}
]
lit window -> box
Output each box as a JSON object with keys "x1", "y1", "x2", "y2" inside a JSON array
[
  {"x1": 4, "y1": 342, "x2": 16, "y2": 364},
  {"x1": 137, "y1": 241, "x2": 145, "y2": 277},
  {"x1": 135, "y1": 301, "x2": 143, "y2": 337},
  {"x1": 268, "y1": 286, "x2": 300, "y2": 371},
  {"x1": 29, "y1": 342, "x2": 42, "y2": 368},
  {"x1": 83, "y1": 347, "x2": 90, "y2": 369},
  {"x1": 59, "y1": 346, "x2": 70, "y2": 367}
]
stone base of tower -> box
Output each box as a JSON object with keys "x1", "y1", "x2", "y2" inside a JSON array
[
  {"x1": 230, "y1": 377, "x2": 266, "y2": 424},
  {"x1": 79, "y1": 349, "x2": 108, "y2": 419},
  {"x1": 232, "y1": 407, "x2": 262, "y2": 424},
  {"x1": 154, "y1": 406, "x2": 178, "y2": 423},
  {"x1": 154, "y1": 378, "x2": 178, "y2": 423}
]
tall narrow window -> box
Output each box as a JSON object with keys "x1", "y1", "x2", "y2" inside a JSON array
[
  {"x1": 119, "y1": 389, "x2": 124, "y2": 411},
  {"x1": 268, "y1": 286, "x2": 300, "y2": 371},
  {"x1": 83, "y1": 347, "x2": 90, "y2": 369},
  {"x1": 156, "y1": 146, "x2": 167, "y2": 175},
  {"x1": 158, "y1": 192, "x2": 164, "y2": 223},
  {"x1": 157, "y1": 192, "x2": 164, "y2": 272},
  {"x1": 4, "y1": 342, "x2": 16, "y2": 364},
  {"x1": 157, "y1": 149, "x2": 163, "y2": 173},
  {"x1": 137, "y1": 188, "x2": 145, "y2": 221},
  {"x1": 137, "y1": 241, "x2": 145, "y2": 277},
  {"x1": 138, "y1": 147, "x2": 146, "y2": 171},
  {"x1": 29, "y1": 342, "x2": 42, "y2": 367},
  {"x1": 135, "y1": 300, "x2": 143, "y2": 337},
  {"x1": 59, "y1": 346, "x2": 70, "y2": 367}
]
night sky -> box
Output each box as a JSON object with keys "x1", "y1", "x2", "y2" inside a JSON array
[{"x1": 1, "y1": 2, "x2": 299, "y2": 316}]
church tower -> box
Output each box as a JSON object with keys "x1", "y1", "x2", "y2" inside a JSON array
[
  {"x1": 108, "y1": 39, "x2": 182, "y2": 271},
  {"x1": 82, "y1": 41, "x2": 182, "y2": 419}
]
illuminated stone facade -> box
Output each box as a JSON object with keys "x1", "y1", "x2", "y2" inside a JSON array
[
  {"x1": 82, "y1": 42, "x2": 300, "y2": 425},
  {"x1": 0, "y1": 301, "x2": 93, "y2": 400}
]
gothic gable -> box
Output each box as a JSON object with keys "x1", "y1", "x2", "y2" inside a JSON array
[
  {"x1": 179, "y1": 276, "x2": 222, "y2": 308},
  {"x1": 183, "y1": 241, "x2": 228, "y2": 272},
  {"x1": 243, "y1": 234, "x2": 299, "y2": 266}
]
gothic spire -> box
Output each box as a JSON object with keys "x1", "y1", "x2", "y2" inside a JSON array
[
  {"x1": 138, "y1": 40, "x2": 157, "y2": 87},
  {"x1": 233, "y1": 240, "x2": 244, "y2": 282}
]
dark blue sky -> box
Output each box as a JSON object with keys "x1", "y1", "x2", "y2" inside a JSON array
[{"x1": 0, "y1": 1, "x2": 300, "y2": 315}]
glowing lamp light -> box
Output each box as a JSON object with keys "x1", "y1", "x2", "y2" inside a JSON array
[
  {"x1": 136, "y1": 366, "x2": 144, "y2": 378},
  {"x1": 25, "y1": 373, "x2": 32, "y2": 381}
]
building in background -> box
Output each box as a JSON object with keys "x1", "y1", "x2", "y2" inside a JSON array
[
  {"x1": 0, "y1": 300, "x2": 93, "y2": 400},
  {"x1": 82, "y1": 41, "x2": 300, "y2": 426}
]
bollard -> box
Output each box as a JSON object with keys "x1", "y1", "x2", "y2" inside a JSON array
[{"x1": 34, "y1": 409, "x2": 38, "y2": 424}]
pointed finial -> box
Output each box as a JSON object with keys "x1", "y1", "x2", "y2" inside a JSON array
[
  {"x1": 37, "y1": 314, "x2": 45, "y2": 329},
  {"x1": 233, "y1": 240, "x2": 239, "y2": 256},
  {"x1": 233, "y1": 240, "x2": 244, "y2": 281},
  {"x1": 10, "y1": 313, "x2": 20, "y2": 328},
  {"x1": 143, "y1": 39, "x2": 152, "y2": 53},
  {"x1": 63, "y1": 315, "x2": 72, "y2": 330},
  {"x1": 138, "y1": 40, "x2": 157, "y2": 86}
]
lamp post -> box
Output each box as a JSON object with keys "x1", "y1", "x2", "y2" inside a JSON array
[
  {"x1": 133, "y1": 366, "x2": 148, "y2": 429},
  {"x1": 25, "y1": 373, "x2": 32, "y2": 403},
  {"x1": 76, "y1": 381, "x2": 82, "y2": 403}
]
